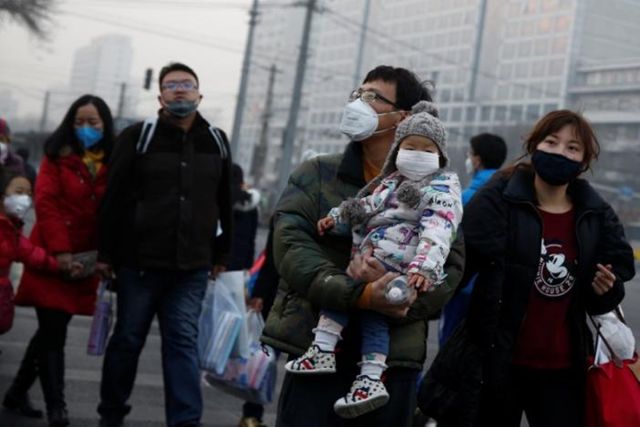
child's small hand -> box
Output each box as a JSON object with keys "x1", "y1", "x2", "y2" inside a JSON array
[
  {"x1": 409, "y1": 273, "x2": 432, "y2": 292},
  {"x1": 317, "y1": 216, "x2": 336, "y2": 236}
]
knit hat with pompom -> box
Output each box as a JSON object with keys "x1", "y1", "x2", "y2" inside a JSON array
[{"x1": 394, "y1": 101, "x2": 448, "y2": 167}]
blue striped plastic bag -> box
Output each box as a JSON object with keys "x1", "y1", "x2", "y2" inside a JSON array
[{"x1": 198, "y1": 280, "x2": 243, "y2": 375}]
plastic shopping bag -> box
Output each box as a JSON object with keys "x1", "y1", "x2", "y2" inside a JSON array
[
  {"x1": 198, "y1": 280, "x2": 243, "y2": 375},
  {"x1": 87, "y1": 281, "x2": 114, "y2": 356},
  {"x1": 585, "y1": 310, "x2": 640, "y2": 427},
  {"x1": 216, "y1": 271, "x2": 250, "y2": 360},
  {"x1": 204, "y1": 342, "x2": 278, "y2": 405},
  {"x1": 204, "y1": 311, "x2": 278, "y2": 404},
  {"x1": 587, "y1": 308, "x2": 636, "y2": 365}
]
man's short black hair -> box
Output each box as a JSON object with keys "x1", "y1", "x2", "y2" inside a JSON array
[
  {"x1": 363, "y1": 66, "x2": 434, "y2": 113},
  {"x1": 159, "y1": 62, "x2": 199, "y2": 91},
  {"x1": 470, "y1": 133, "x2": 508, "y2": 169}
]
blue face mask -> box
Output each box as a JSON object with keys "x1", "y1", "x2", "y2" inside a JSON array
[{"x1": 75, "y1": 126, "x2": 103, "y2": 148}]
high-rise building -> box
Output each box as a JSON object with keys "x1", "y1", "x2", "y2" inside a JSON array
[
  {"x1": 69, "y1": 34, "x2": 137, "y2": 118},
  {"x1": 238, "y1": 0, "x2": 640, "y2": 191}
]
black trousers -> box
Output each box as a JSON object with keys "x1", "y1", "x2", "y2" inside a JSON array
[
  {"x1": 9, "y1": 307, "x2": 72, "y2": 410},
  {"x1": 490, "y1": 364, "x2": 584, "y2": 427},
  {"x1": 276, "y1": 353, "x2": 419, "y2": 427},
  {"x1": 16, "y1": 307, "x2": 72, "y2": 376},
  {"x1": 33, "y1": 308, "x2": 72, "y2": 351}
]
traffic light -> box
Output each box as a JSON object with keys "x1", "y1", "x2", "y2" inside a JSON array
[{"x1": 143, "y1": 68, "x2": 153, "y2": 90}]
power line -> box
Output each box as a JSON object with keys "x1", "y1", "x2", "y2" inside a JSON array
[
  {"x1": 323, "y1": 6, "x2": 566, "y2": 101},
  {"x1": 73, "y1": 0, "x2": 297, "y2": 9}
]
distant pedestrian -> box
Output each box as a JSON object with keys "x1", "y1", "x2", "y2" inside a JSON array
[
  {"x1": 228, "y1": 163, "x2": 260, "y2": 273},
  {"x1": 96, "y1": 62, "x2": 234, "y2": 427},
  {"x1": 15, "y1": 147, "x2": 38, "y2": 187},
  {"x1": 438, "y1": 132, "x2": 507, "y2": 346},
  {"x1": 7, "y1": 95, "x2": 114, "y2": 427},
  {"x1": 0, "y1": 118, "x2": 25, "y2": 175}
]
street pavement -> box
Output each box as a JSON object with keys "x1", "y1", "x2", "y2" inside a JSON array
[{"x1": 1, "y1": 222, "x2": 638, "y2": 426}]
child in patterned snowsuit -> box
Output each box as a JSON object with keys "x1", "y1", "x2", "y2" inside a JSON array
[{"x1": 285, "y1": 101, "x2": 463, "y2": 419}]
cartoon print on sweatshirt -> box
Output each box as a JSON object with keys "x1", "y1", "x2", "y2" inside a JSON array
[{"x1": 535, "y1": 239, "x2": 576, "y2": 298}]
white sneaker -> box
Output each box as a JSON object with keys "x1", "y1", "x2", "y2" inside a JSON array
[
  {"x1": 284, "y1": 344, "x2": 336, "y2": 374},
  {"x1": 333, "y1": 375, "x2": 390, "y2": 419}
]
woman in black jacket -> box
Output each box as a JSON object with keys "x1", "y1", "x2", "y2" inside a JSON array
[{"x1": 425, "y1": 110, "x2": 635, "y2": 427}]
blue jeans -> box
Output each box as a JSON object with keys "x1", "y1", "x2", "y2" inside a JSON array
[
  {"x1": 97, "y1": 266, "x2": 208, "y2": 427},
  {"x1": 321, "y1": 309, "x2": 389, "y2": 356}
]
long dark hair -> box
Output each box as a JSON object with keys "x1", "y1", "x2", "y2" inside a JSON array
[
  {"x1": 501, "y1": 109, "x2": 600, "y2": 178},
  {"x1": 43, "y1": 94, "x2": 115, "y2": 161}
]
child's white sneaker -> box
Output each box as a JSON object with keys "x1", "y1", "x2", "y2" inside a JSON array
[
  {"x1": 333, "y1": 375, "x2": 390, "y2": 419},
  {"x1": 284, "y1": 344, "x2": 336, "y2": 374}
]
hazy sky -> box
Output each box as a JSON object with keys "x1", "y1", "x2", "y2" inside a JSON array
[{"x1": 1, "y1": 0, "x2": 254, "y2": 129}]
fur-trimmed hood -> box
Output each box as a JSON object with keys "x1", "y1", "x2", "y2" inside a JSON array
[{"x1": 233, "y1": 188, "x2": 261, "y2": 212}]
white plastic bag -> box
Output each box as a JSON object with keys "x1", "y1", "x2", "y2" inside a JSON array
[
  {"x1": 587, "y1": 308, "x2": 636, "y2": 366},
  {"x1": 198, "y1": 280, "x2": 243, "y2": 375},
  {"x1": 216, "y1": 271, "x2": 250, "y2": 360},
  {"x1": 204, "y1": 311, "x2": 278, "y2": 404}
]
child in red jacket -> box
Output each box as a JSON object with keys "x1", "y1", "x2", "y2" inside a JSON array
[{"x1": 0, "y1": 172, "x2": 79, "y2": 335}]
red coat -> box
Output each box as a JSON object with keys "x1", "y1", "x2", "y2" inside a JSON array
[
  {"x1": 0, "y1": 215, "x2": 59, "y2": 333},
  {"x1": 15, "y1": 150, "x2": 108, "y2": 315}
]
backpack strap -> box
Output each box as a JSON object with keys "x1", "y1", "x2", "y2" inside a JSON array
[
  {"x1": 208, "y1": 126, "x2": 229, "y2": 159},
  {"x1": 136, "y1": 118, "x2": 158, "y2": 155},
  {"x1": 135, "y1": 118, "x2": 229, "y2": 159}
]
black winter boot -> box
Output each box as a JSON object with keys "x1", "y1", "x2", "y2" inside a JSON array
[
  {"x1": 38, "y1": 349, "x2": 69, "y2": 427},
  {"x1": 2, "y1": 335, "x2": 43, "y2": 418},
  {"x1": 47, "y1": 406, "x2": 70, "y2": 427}
]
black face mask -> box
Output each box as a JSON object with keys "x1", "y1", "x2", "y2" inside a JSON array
[{"x1": 531, "y1": 150, "x2": 583, "y2": 186}]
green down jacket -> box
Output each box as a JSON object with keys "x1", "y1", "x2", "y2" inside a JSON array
[{"x1": 261, "y1": 142, "x2": 465, "y2": 369}]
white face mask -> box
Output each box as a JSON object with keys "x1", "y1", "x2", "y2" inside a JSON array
[
  {"x1": 396, "y1": 149, "x2": 440, "y2": 181},
  {"x1": 339, "y1": 98, "x2": 397, "y2": 141},
  {"x1": 465, "y1": 156, "x2": 475, "y2": 175},
  {"x1": 3, "y1": 194, "x2": 32, "y2": 219}
]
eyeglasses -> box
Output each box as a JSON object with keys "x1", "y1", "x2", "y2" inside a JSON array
[
  {"x1": 348, "y1": 89, "x2": 401, "y2": 110},
  {"x1": 162, "y1": 80, "x2": 198, "y2": 91}
]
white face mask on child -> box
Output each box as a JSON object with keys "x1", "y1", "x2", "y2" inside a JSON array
[
  {"x1": 3, "y1": 194, "x2": 32, "y2": 219},
  {"x1": 396, "y1": 149, "x2": 440, "y2": 181}
]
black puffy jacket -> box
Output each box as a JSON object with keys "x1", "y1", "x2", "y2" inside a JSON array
[{"x1": 98, "y1": 112, "x2": 233, "y2": 270}]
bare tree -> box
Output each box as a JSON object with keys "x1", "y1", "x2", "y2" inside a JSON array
[{"x1": 0, "y1": 0, "x2": 55, "y2": 39}]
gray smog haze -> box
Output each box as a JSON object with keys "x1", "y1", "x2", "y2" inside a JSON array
[{"x1": 0, "y1": 0, "x2": 254, "y2": 130}]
